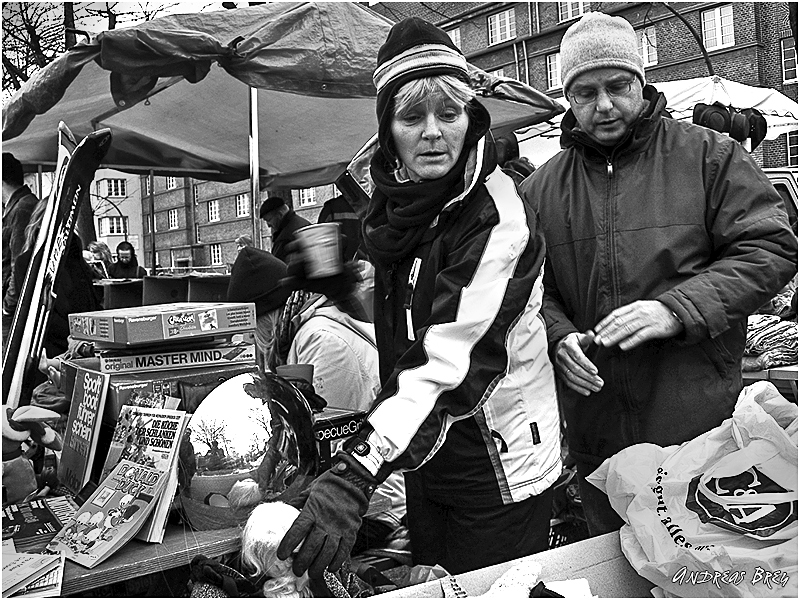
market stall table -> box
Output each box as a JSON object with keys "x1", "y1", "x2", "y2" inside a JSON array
[
  {"x1": 743, "y1": 364, "x2": 798, "y2": 401},
  {"x1": 379, "y1": 531, "x2": 654, "y2": 598},
  {"x1": 61, "y1": 495, "x2": 391, "y2": 596}
]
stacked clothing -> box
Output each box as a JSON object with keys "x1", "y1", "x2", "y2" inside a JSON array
[{"x1": 742, "y1": 314, "x2": 798, "y2": 371}]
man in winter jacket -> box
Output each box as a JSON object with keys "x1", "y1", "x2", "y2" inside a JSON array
[
  {"x1": 2, "y1": 153, "x2": 40, "y2": 347},
  {"x1": 259, "y1": 196, "x2": 311, "y2": 263},
  {"x1": 521, "y1": 12, "x2": 798, "y2": 536},
  {"x1": 107, "y1": 241, "x2": 146, "y2": 278}
]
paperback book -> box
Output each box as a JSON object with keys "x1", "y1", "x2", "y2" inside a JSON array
[
  {"x1": 7, "y1": 555, "x2": 65, "y2": 598},
  {"x1": 99, "y1": 405, "x2": 188, "y2": 543},
  {"x1": 2, "y1": 553, "x2": 60, "y2": 598},
  {"x1": 58, "y1": 366, "x2": 109, "y2": 494},
  {"x1": 46, "y1": 459, "x2": 168, "y2": 568},
  {"x1": 1, "y1": 496, "x2": 78, "y2": 554}
]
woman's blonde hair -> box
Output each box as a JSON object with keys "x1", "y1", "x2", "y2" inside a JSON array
[
  {"x1": 241, "y1": 502, "x2": 312, "y2": 598},
  {"x1": 393, "y1": 74, "x2": 475, "y2": 118}
]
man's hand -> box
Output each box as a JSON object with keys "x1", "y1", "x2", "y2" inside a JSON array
[
  {"x1": 277, "y1": 454, "x2": 375, "y2": 579},
  {"x1": 594, "y1": 300, "x2": 683, "y2": 351},
  {"x1": 554, "y1": 331, "x2": 604, "y2": 396}
]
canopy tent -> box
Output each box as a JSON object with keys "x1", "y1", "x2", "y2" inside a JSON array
[
  {"x1": 519, "y1": 75, "x2": 800, "y2": 167},
  {"x1": 2, "y1": 2, "x2": 563, "y2": 190}
]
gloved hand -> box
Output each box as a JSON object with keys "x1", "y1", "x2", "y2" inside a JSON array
[
  {"x1": 277, "y1": 452, "x2": 377, "y2": 579},
  {"x1": 280, "y1": 239, "x2": 361, "y2": 301}
]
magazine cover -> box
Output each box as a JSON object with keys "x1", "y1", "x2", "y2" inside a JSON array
[
  {"x1": 99, "y1": 406, "x2": 188, "y2": 542},
  {"x1": 46, "y1": 459, "x2": 168, "y2": 568},
  {"x1": 2, "y1": 496, "x2": 78, "y2": 554},
  {"x1": 58, "y1": 367, "x2": 109, "y2": 494}
]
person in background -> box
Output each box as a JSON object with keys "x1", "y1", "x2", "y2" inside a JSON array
[
  {"x1": 87, "y1": 241, "x2": 113, "y2": 279},
  {"x1": 235, "y1": 234, "x2": 253, "y2": 253},
  {"x1": 107, "y1": 240, "x2": 146, "y2": 278},
  {"x1": 259, "y1": 197, "x2": 310, "y2": 263},
  {"x1": 521, "y1": 12, "x2": 798, "y2": 537},
  {"x1": 2, "y1": 152, "x2": 40, "y2": 348},
  {"x1": 227, "y1": 246, "x2": 407, "y2": 553},
  {"x1": 278, "y1": 17, "x2": 561, "y2": 578}
]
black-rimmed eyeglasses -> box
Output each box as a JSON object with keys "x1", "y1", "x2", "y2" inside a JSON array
[{"x1": 568, "y1": 79, "x2": 635, "y2": 105}]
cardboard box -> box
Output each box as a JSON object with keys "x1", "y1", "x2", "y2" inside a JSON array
[
  {"x1": 98, "y1": 342, "x2": 256, "y2": 374},
  {"x1": 68, "y1": 302, "x2": 256, "y2": 347},
  {"x1": 63, "y1": 358, "x2": 258, "y2": 427}
]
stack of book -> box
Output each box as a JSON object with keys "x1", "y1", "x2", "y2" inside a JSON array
[{"x1": 48, "y1": 302, "x2": 258, "y2": 568}]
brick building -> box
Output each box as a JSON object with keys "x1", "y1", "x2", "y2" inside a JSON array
[{"x1": 135, "y1": 2, "x2": 797, "y2": 271}]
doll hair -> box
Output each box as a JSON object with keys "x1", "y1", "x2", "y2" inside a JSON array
[{"x1": 241, "y1": 502, "x2": 312, "y2": 598}]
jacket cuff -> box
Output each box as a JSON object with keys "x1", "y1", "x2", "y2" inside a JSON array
[{"x1": 340, "y1": 437, "x2": 386, "y2": 482}]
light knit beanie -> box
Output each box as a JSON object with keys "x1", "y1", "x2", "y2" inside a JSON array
[{"x1": 560, "y1": 12, "x2": 645, "y2": 94}]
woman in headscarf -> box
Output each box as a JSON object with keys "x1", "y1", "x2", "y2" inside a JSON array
[{"x1": 278, "y1": 17, "x2": 561, "y2": 578}]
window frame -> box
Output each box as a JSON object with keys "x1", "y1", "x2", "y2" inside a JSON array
[
  {"x1": 105, "y1": 178, "x2": 126, "y2": 198},
  {"x1": 298, "y1": 188, "x2": 316, "y2": 207},
  {"x1": 235, "y1": 193, "x2": 251, "y2": 217},
  {"x1": 557, "y1": 1, "x2": 585, "y2": 23},
  {"x1": 781, "y1": 38, "x2": 797, "y2": 83},
  {"x1": 193, "y1": 184, "x2": 200, "y2": 204},
  {"x1": 168, "y1": 208, "x2": 179, "y2": 230},
  {"x1": 210, "y1": 243, "x2": 223, "y2": 265},
  {"x1": 166, "y1": 176, "x2": 178, "y2": 190},
  {"x1": 638, "y1": 25, "x2": 658, "y2": 67},
  {"x1": 546, "y1": 52, "x2": 562, "y2": 90},
  {"x1": 207, "y1": 199, "x2": 220, "y2": 222},
  {"x1": 101, "y1": 215, "x2": 128, "y2": 236},
  {"x1": 788, "y1": 130, "x2": 798, "y2": 168},
  {"x1": 488, "y1": 8, "x2": 516, "y2": 46},
  {"x1": 447, "y1": 27, "x2": 462, "y2": 51},
  {"x1": 701, "y1": 4, "x2": 734, "y2": 51}
]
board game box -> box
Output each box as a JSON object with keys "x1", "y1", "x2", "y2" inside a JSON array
[{"x1": 68, "y1": 302, "x2": 256, "y2": 346}]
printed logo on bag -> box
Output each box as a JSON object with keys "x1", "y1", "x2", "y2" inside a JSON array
[{"x1": 686, "y1": 467, "x2": 797, "y2": 538}]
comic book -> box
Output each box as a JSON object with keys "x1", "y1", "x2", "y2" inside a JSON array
[
  {"x1": 46, "y1": 459, "x2": 168, "y2": 568},
  {"x1": 1, "y1": 496, "x2": 78, "y2": 554},
  {"x1": 99, "y1": 405, "x2": 188, "y2": 543},
  {"x1": 58, "y1": 367, "x2": 109, "y2": 494}
]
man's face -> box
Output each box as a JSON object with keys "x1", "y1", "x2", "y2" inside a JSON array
[
  {"x1": 567, "y1": 68, "x2": 646, "y2": 147},
  {"x1": 263, "y1": 210, "x2": 282, "y2": 231},
  {"x1": 117, "y1": 250, "x2": 133, "y2": 264}
]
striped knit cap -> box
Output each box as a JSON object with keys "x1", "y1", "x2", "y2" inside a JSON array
[
  {"x1": 373, "y1": 17, "x2": 470, "y2": 160},
  {"x1": 560, "y1": 12, "x2": 645, "y2": 95}
]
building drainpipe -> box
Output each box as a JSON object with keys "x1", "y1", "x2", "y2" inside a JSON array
[{"x1": 148, "y1": 171, "x2": 156, "y2": 274}]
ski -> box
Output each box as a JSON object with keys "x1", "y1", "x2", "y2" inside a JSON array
[{"x1": 3, "y1": 123, "x2": 112, "y2": 408}]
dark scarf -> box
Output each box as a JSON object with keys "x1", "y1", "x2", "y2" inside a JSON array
[{"x1": 363, "y1": 101, "x2": 493, "y2": 268}]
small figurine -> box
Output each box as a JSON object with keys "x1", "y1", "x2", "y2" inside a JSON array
[{"x1": 2, "y1": 406, "x2": 63, "y2": 504}]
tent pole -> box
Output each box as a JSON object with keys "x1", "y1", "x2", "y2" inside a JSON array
[
  {"x1": 149, "y1": 171, "x2": 157, "y2": 274},
  {"x1": 249, "y1": 86, "x2": 261, "y2": 249}
]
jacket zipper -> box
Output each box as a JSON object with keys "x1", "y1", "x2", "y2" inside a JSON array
[
  {"x1": 405, "y1": 257, "x2": 422, "y2": 342},
  {"x1": 606, "y1": 156, "x2": 619, "y2": 308}
]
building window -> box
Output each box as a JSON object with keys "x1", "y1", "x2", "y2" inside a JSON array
[
  {"x1": 195, "y1": 223, "x2": 201, "y2": 243},
  {"x1": 99, "y1": 215, "x2": 128, "y2": 236},
  {"x1": 789, "y1": 131, "x2": 798, "y2": 168},
  {"x1": 210, "y1": 243, "x2": 223, "y2": 265},
  {"x1": 447, "y1": 27, "x2": 461, "y2": 51},
  {"x1": 782, "y1": 38, "x2": 797, "y2": 82},
  {"x1": 702, "y1": 4, "x2": 734, "y2": 51},
  {"x1": 144, "y1": 176, "x2": 151, "y2": 196},
  {"x1": 638, "y1": 26, "x2": 658, "y2": 66},
  {"x1": 546, "y1": 53, "x2": 562, "y2": 90},
  {"x1": 207, "y1": 199, "x2": 220, "y2": 222},
  {"x1": 299, "y1": 188, "x2": 316, "y2": 207},
  {"x1": 558, "y1": 1, "x2": 585, "y2": 22},
  {"x1": 236, "y1": 193, "x2": 250, "y2": 217},
  {"x1": 166, "y1": 176, "x2": 178, "y2": 190},
  {"x1": 168, "y1": 208, "x2": 179, "y2": 230},
  {"x1": 488, "y1": 8, "x2": 516, "y2": 45},
  {"x1": 193, "y1": 184, "x2": 200, "y2": 204},
  {"x1": 104, "y1": 178, "x2": 126, "y2": 197}
]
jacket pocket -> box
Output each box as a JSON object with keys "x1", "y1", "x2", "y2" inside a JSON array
[{"x1": 697, "y1": 337, "x2": 734, "y2": 379}]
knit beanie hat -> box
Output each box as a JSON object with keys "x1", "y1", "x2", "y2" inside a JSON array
[
  {"x1": 560, "y1": 12, "x2": 645, "y2": 94},
  {"x1": 227, "y1": 246, "x2": 290, "y2": 316},
  {"x1": 373, "y1": 17, "x2": 473, "y2": 160}
]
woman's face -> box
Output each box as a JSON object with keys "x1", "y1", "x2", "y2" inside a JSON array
[{"x1": 390, "y1": 94, "x2": 469, "y2": 182}]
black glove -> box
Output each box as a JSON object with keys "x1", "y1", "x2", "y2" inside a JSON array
[
  {"x1": 277, "y1": 452, "x2": 377, "y2": 579},
  {"x1": 280, "y1": 240, "x2": 361, "y2": 301}
]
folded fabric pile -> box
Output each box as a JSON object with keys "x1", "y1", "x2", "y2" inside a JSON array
[{"x1": 743, "y1": 314, "x2": 798, "y2": 371}]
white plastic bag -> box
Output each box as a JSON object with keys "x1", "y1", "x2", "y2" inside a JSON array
[{"x1": 589, "y1": 382, "x2": 798, "y2": 598}]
